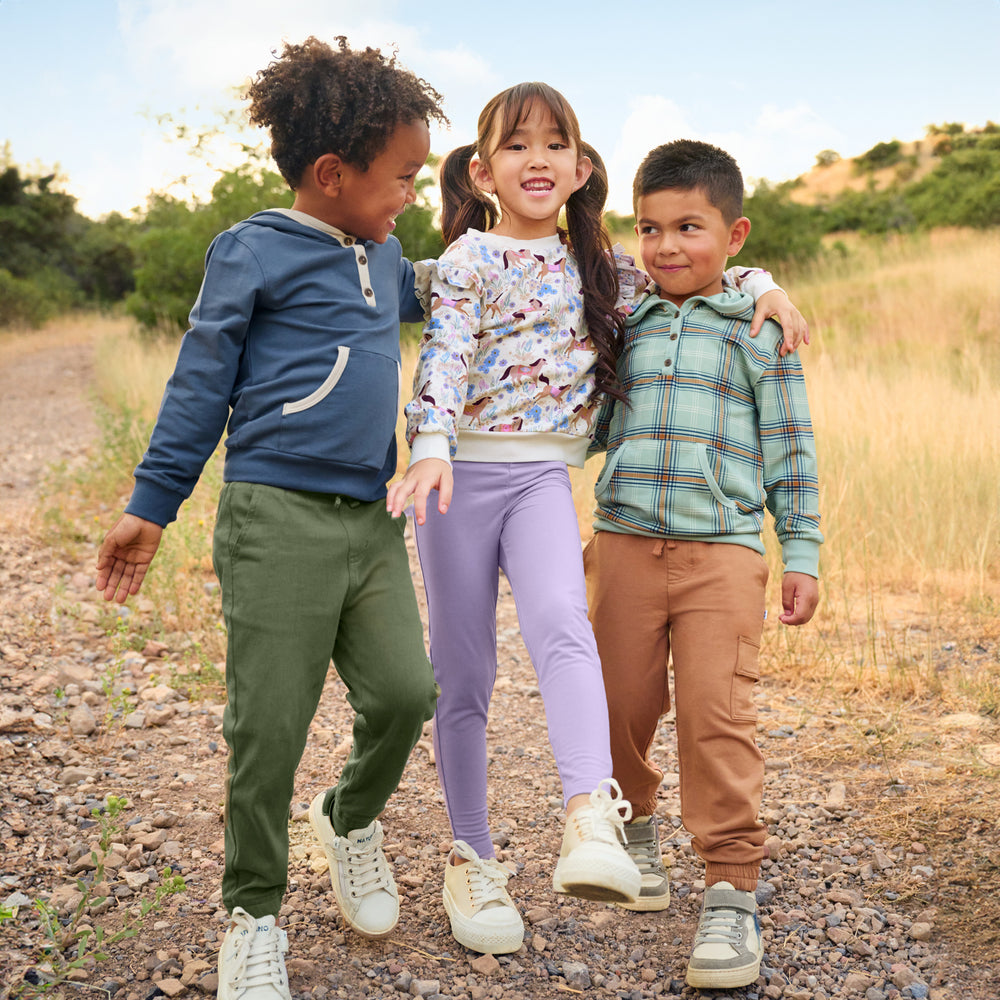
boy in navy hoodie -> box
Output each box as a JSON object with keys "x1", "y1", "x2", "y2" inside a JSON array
[{"x1": 96, "y1": 37, "x2": 446, "y2": 998}]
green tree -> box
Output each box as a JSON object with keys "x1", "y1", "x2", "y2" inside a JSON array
[
  {"x1": 0, "y1": 152, "x2": 136, "y2": 325},
  {"x1": 731, "y1": 180, "x2": 824, "y2": 272},
  {"x1": 854, "y1": 139, "x2": 903, "y2": 173}
]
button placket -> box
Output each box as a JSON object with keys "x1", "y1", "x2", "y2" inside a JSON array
[
  {"x1": 662, "y1": 314, "x2": 681, "y2": 374},
  {"x1": 353, "y1": 243, "x2": 376, "y2": 308}
]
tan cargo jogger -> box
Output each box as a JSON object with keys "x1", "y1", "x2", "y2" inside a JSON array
[{"x1": 584, "y1": 532, "x2": 769, "y2": 891}]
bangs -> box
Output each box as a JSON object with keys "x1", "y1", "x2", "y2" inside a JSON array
[{"x1": 487, "y1": 82, "x2": 580, "y2": 153}]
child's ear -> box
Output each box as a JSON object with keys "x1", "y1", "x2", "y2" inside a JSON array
[
  {"x1": 469, "y1": 156, "x2": 496, "y2": 195},
  {"x1": 573, "y1": 155, "x2": 594, "y2": 192},
  {"x1": 314, "y1": 153, "x2": 346, "y2": 196},
  {"x1": 727, "y1": 216, "x2": 751, "y2": 256}
]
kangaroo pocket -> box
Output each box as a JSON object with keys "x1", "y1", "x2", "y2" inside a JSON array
[
  {"x1": 278, "y1": 346, "x2": 400, "y2": 469},
  {"x1": 596, "y1": 439, "x2": 741, "y2": 532}
]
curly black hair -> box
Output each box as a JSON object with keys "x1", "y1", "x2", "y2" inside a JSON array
[{"x1": 246, "y1": 36, "x2": 448, "y2": 187}]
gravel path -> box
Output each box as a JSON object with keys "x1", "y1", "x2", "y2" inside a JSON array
[{"x1": 0, "y1": 336, "x2": 996, "y2": 1000}]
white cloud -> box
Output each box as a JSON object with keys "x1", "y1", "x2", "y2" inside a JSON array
[
  {"x1": 604, "y1": 96, "x2": 845, "y2": 213},
  {"x1": 605, "y1": 95, "x2": 699, "y2": 214}
]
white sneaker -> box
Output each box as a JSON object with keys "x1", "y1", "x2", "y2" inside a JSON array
[
  {"x1": 217, "y1": 907, "x2": 290, "y2": 1000},
  {"x1": 685, "y1": 881, "x2": 763, "y2": 989},
  {"x1": 552, "y1": 778, "x2": 641, "y2": 903},
  {"x1": 309, "y1": 792, "x2": 399, "y2": 938},
  {"x1": 443, "y1": 840, "x2": 524, "y2": 954}
]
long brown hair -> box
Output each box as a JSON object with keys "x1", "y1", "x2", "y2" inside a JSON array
[{"x1": 440, "y1": 82, "x2": 625, "y2": 402}]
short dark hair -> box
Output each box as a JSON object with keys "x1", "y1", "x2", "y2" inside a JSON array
[
  {"x1": 246, "y1": 36, "x2": 448, "y2": 187},
  {"x1": 632, "y1": 139, "x2": 744, "y2": 223}
]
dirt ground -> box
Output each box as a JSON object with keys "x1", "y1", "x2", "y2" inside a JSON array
[{"x1": 1, "y1": 334, "x2": 998, "y2": 999}]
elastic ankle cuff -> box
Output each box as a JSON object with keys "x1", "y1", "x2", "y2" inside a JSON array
[{"x1": 705, "y1": 862, "x2": 760, "y2": 893}]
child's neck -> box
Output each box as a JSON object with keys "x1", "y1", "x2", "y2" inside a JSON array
[
  {"x1": 488, "y1": 221, "x2": 560, "y2": 241},
  {"x1": 488, "y1": 212, "x2": 562, "y2": 242}
]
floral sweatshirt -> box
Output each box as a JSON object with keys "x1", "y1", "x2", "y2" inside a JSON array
[{"x1": 404, "y1": 229, "x2": 779, "y2": 468}]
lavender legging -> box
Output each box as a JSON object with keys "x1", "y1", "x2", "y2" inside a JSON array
[{"x1": 414, "y1": 460, "x2": 613, "y2": 859}]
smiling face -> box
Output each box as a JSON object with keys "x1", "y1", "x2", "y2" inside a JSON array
[
  {"x1": 472, "y1": 100, "x2": 591, "y2": 241},
  {"x1": 635, "y1": 186, "x2": 750, "y2": 307},
  {"x1": 332, "y1": 119, "x2": 431, "y2": 243}
]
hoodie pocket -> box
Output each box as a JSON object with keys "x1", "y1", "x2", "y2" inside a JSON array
[
  {"x1": 594, "y1": 443, "x2": 628, "y2": 499},
  {"x1": 278, "y1": 347, "x2": 399, "y2": 469},
  {"x1": 282, "y1": 346, "x2": 351, "y2": 415},
  {"x1": 694, "y1": 443, "x2": 737, "y2": 510}
]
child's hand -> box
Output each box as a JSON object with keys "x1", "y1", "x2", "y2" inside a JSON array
[
  {"x1": 386, "y1": 458, "x2": 453, "y2": 525},
  {"x1": 750, "y1": 290, "x2": 810, "y2": 356},
  {"x1": 96, "y1": 513, "x2": 164, "y2": 604},
  {"x1": 779, "y1": 572, "x2": 819, "y2": 626}
]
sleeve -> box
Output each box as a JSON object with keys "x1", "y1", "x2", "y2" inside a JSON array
[
  {"x1": 397, "y1": 253, "x2": 426, "y2": 324},
  {"x1": 125, "y1": 231, "x2": 257, "y2": 526},
  {"x1": 755, "y1": 343, "x2": 824, "y2": 576},
  {"x1": 411, "y1": 259, "x2": 435, "y2": 321},
  {"x1": 723, "y1": 266, "x2": 783, "y2": 300},
  {"x1": 612, "y1": 244, "x2": 650, "y2": 313},
  {"x1": 403, "y1": 252, "x2": 484, "y2": 460},
  {"x1": 588, "y1": 395, "x2": 616, "y2": 455}
]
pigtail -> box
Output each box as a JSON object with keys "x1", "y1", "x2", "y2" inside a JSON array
[
  {"x1": 566, "y1": 142, "x2": 626, "y2": 403},
  {"x1": 440, "y1": 143, "x2": 499, "y2": 245}
]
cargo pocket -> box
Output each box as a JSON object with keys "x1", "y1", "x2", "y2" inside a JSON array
[{"x1": 730, "y1": 635, "x2": 760, "y2": 722}]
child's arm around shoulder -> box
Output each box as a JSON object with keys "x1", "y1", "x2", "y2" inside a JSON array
[{"x1": 727, "y1": 267, "x2": 810, "y2": 356}]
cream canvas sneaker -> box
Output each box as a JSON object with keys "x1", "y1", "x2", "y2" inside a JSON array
[
  {"x1": 309, "y1": 792, "x2": 399, "y2": 938},
  {"x1": 217, "y1": 907, "x2": 290, "y2": 1000},
  {"x1": 685, "y1": 881, "x2": 763, "y2": 989},
  {"x1": 552, "y1": 778, "x2": 641, "y2": 903},
  {"x1": 443, "y1": 840, "x2": 524, "y2": 954},
  {"x1": 617, "y1": 815, "x2": 670, "y2": 912}
]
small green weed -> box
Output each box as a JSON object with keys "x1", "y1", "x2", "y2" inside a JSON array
[{"x1": 11, "y1": 795, "x2": 186, "y2": 996}]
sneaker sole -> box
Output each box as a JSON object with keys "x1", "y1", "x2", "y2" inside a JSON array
[
  {"x1": 615, "y1": 885, "x2": 670, "y2": 911},
  {"x1": 552, "y1": 852, "x2": 641, "y2": 903},
  {"x1": 685, "y1": 955, "x2": 762, "y2": 990},
  {"x1": 308, "y1": 795, "x2": 398, "y2": 939},
  {"x1": 442, "y1": 886, "x2": 524, "y2": 954}
]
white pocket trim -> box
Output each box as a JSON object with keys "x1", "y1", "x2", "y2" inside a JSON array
[
  {"x1": 282, "y1": 346, "x2": 350, "y2": 415},
  {"x1": 695, "y1": 443, "x2": 737, "y2": 509}
]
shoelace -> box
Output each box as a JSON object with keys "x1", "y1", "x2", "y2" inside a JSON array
[
  {"x1": 626, "y1": 827, "x2": 663, "y2": 873},
  {"x1": 576, "y1": 777, "x2": 633, "y2": 844},
  {"x1": 227, "y1": 910, "x2": 288, "y2": 990},
  {"x1": 344, "y1": 835, "x2": 393, "y2": 898},
  {"x1": 693, "y1": 907, "x2": 747, "y2": 949},
  {"x1": 452, "y1": 840, "x2": 510, "y2": 907}
]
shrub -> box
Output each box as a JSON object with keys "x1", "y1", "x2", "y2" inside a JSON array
[{"x1": 732, "y1": 180, "x2": 824, "y2": 272}]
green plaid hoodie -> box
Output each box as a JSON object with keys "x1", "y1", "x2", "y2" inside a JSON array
[{"x1": 591, "y1": 286, "x2": 823, "y2": 577}]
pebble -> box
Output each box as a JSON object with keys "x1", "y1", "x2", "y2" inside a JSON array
[{"x1": 0, "y1": 341, "x2": 995, "y2": 1000}]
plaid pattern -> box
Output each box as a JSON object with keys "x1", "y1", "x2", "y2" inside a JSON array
[{"x1": 592, "y1": 288, "x2": 822, "y2": 576}]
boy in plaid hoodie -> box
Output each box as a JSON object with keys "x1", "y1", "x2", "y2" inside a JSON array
[{"x1": 584, "y1": 139, "x2": 823, "y2": 990}]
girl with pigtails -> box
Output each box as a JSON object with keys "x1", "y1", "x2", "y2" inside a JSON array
[{"x1": 387, "y1": 81, "x2": 801, "y2": 955}]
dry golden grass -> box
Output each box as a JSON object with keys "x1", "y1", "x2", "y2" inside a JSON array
[
  {"x1": 0, "y1": 311, "x2": 122, "y2": 363},
  {"x1": 26, "y1": 228, "x2": 1000, "y2": 741}
]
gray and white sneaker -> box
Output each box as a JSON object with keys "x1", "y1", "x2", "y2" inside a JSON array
[
  {"x1": 685, "y1": 881, "x2": 763, "y2": 989},
  {"x1": 616, "y1": 816, "x2": 670, "y2": 912}
]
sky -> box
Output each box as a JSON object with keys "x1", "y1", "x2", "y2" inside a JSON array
[{"x1": 2, "y1": 0, "x2": 999, "y2": 220}]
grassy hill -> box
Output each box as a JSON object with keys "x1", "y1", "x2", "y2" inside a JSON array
[{"x1": 790, "y1": 136, "x2": 943, "y2": 205}]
